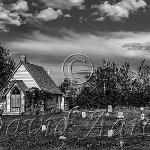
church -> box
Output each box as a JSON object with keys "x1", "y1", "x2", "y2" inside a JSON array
[{"x1": 0, "y1": 55, "x2": 64, "y2": 115}]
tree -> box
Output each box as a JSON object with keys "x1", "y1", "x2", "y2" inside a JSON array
[
  {"x1": 59, "y1": 78, "x2": 79, "y2": 109},
  {"x1": 24, "y1": 87, "x2": 52, "y2": 113},
  {"x1": 0, "y1": 43, "x2": 15, "y2": 89},
  {"x1": 76, "y1": 59, "x2": 134, "y2": 109},
  {"x1": 117, "y1": 62, "x2": 134, "y2": 106},
  {"x1": 77, "y1": 60, "x2": 118, "y2": 108},
  {"x1": 60, "y1": 59, "x2": 150, "y2": 110},
  {"x1": 132, "y1": 59, "x2": 150, "y2": 106},
  {"x1": 59, "y1": 78, "x2": 71, "y2": 94}
]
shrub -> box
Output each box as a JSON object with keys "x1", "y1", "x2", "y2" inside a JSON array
[{"x1": 51, "y1": 108, "x2": 62, "y2": 115}]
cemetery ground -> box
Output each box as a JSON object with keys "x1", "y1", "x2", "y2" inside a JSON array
[{"x1": 1, "y1": 107, "x2": 150, "y2": 149}]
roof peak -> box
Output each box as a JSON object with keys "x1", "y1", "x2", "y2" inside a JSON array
[
  {"x1": 22, "y1": 62, "x2": 62, "y2": 95},
  {"x1": 22, "y1": 61, "x2": 44, "y2": 68}
]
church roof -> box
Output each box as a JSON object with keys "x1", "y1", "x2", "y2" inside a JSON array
[
  {"x1": 22, "y1": 62, "x2": 62, "y2": 95},
  {"x1": 1, "y1": 61, "x2": 63, "y2": 95}
]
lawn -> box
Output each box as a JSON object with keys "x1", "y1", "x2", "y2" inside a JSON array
[{"x1": 0, "y1": 108, "x2": 150, "y2": 150}]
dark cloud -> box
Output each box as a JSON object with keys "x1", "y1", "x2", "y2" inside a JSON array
[
  {"x1": 1, "y1": 0, "x2": 150, "y2": 33},
  {"x1": 40, "y1": 0, "x2": 85, "y2": 10},
  {"x1": 14, "y1": 51, "x2": 66, "y2": 65},
  {"x1": 1, "y1": 0, "x2": 150, "y2": 84},
  {"x1": 123, "y1": 42, "x2": 150, "y2": 51}
]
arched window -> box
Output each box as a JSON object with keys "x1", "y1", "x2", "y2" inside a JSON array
[{"x1": 11, "y1": 86, "x2": 20, "y2": 95}]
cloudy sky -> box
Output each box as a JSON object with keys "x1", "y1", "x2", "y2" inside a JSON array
[{"x1": 1, "y1": 0, "x2": 150, "y2": 85}]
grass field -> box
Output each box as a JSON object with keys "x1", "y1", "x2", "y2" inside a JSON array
[{"x1": 0, "y1": 108, "x2": 150, "y2": 149}]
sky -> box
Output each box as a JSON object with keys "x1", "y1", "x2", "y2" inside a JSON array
[{"x1": 1, "y1": 0, "x2": 150, "y2": 85}]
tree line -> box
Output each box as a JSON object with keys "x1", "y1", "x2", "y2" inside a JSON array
[{"x1": 59, "y1": 59, "x2": 150, "y2": 109}]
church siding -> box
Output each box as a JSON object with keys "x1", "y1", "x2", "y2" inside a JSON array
[{"x1": 13, "y1": 65, "x2": 39, "y2": 89}]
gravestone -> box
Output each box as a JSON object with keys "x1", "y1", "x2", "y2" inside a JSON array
[
  {"x1": 117, "y1": 111, "x2": 124, "y2": 119},
  {"x1": 82, "y1": 112, "x2": 86, "y2": 118},
  {"x1": 59, "y1": 135, "x2": 66, "y2": 140},
  {"x1": 141, "y1": 113, "x2": 145, "y2": 120},
  {"x1": 120, "y1": 140, "x2": 124, "y2": 147},
  {"x1": 108, "y1": 129, "x2": 114, "y2": 137},
  {"x1": 108, "y1": 105, "x2": 112, "y2": 113},
  {"x1": 0, "y1": 117, "x2": 3, "y2": 130},
  {"x1": 106, "y1": 105, "x2": 112, "y2": 117},
  {"x1": 42, "y1": 125, "x2": 46, "y2": 131},
  {"x1": 106, "y1": 112, "x2": 109, "y2": 117},
  {"x1": 141, "y1": 107, "x2": 144, "y2": 111}
]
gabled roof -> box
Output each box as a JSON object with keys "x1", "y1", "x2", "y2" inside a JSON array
[
  {"x1": 22, "y1": 62, "x2": 62, "y2": 95},
  {"x1": 3, "y1": 80, "x2": 28, "y2": 96},
  {"x1": 2, "y1": 61, "x2": 62, "y2": 95}
]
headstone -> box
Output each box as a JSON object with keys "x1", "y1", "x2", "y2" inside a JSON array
[
  {"x1": 141, "y1": 113, "x2": 145, "y2": 120},
  {"x1": 82, "y1": 112, "x2": 86, "y2": 118},
  {"x1": 106, "y1": 112, "x2": 109, "y2": 117},
  {"x1": 42, "y1": 125, "x2": 46, "y2": 131},
  {"x1": 117, "y1": 111, "x2": 124, "y2": 119},
  {"x1": 59, "y1": 135, "x2": 66, "y2": 140},
  {"x1": 108, "y1": 129, "x2": 114, "y2": 137},
  {"x1": 141, "y1": 107, "x2": 144, "y2": 111},
  {"x1": 0, "y1": 118, "x2": 3, "y2": 130},
  {"x1": 120, "y1": 140, "x2": 124, "y2": 147},
  {"x1": 108, "y1": 105, "x2": 112, "y2": 113}
]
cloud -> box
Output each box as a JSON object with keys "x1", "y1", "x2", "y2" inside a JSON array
[
  {"x1": 0, "y1": 22, "x2": 8, "y2": 32},
  {"x1": 41, "y1": 0, "x2": 84, "y2": 10},
  {"x1": 123, "y1": 42, "x2": 150, "y2": 51},
  {"x1": 92, "y1": 0, "x2": 147, "y2": 21},
  {"x1": 71, "y1": 0, "x2": 84, "y2": 6},
  {"x1": 120, "y1": 0, "x2": 147, "y2": 11},
  {"x1": 64, "y1": 14, "x2": 71, "y2": 18},
  {"x1": 100, "y1": 1, "x2": 129, "y2": 21},
  {"x1": 0, "y1": 0, "x2": 30, "y2": 31},
  {"x1": 7, "y1": 30, "x2": 150, "y2": 61},
  {"x1": 0, "y1": 5, "x2": 21, "y2": 31},
  {"x1": 104, "y1": 31, "x2": 140, "y2": 39},
  {"x1": 0, "y1": 0, "x2": 64, "y2": 31},
  {"x1": 11, "y1": 0, "x2": 28, "y2": 11},
  {"x1": 37, "y1": 7, "x2": 63, "y2": 21}
]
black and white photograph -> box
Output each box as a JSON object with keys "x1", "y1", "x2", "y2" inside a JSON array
[{"x1": 1, "y1": 0, "x2": 150, "y2": 149}]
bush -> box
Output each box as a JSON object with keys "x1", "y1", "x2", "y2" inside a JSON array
[
  {"x1": 44, "y1": 107, "x2": 55, "y2": 115},
  {"x1": 24, "y1": 87, "x2": 52, "y2": 111},
  {"x1": 51, "y1": 108, "x2": 63, "y2": 115}
]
